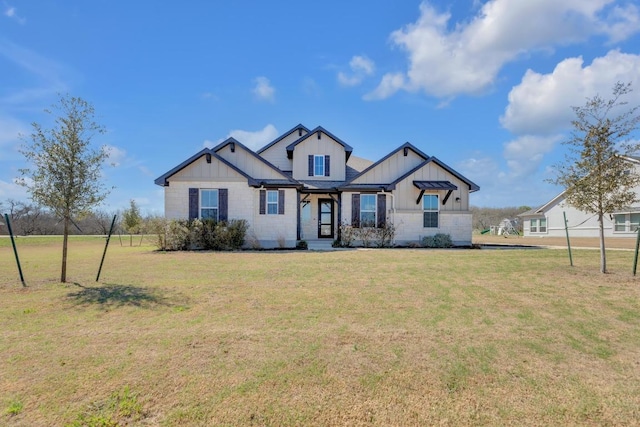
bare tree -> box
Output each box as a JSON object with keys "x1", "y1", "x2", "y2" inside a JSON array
[
  {"x1": 19, "y1": 95, "x2": 110, "y2": 282},
  {"x1": 550, "y1": 82, "x2": 640, "y2": 273}
]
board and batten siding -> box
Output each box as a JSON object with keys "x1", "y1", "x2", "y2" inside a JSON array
[
  {"x1": 350, "y1": 149, "x2": 424, "y2": 185},
  {"x1": 216, "y1": 145, "x2": 284, "y2": 179},
  {"x1": 291, "y1": 133, "x2": 346, "y2": 181},
  {"x1": 393, "y1": 164, "x2": 469, "y2": 212},
  {"x1": 258, "y1": 130, "x2": 307, "y2": 171}
]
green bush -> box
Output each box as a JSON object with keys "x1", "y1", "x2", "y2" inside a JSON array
[
  {"x1": 421, "y1": 233, "x2": 453, "y2": 248},
  {"x1": 155, "y1": 218, "x2": 249, "y2": 251}
]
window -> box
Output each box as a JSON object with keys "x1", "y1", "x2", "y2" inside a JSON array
[
  {"x1": 631, "y1": 213, "x2": 640, "y2": 231},
  {"x1": 314, "y1": 155, "x2": 324, "y2": 176},
  {"x1": 301, "y1": 201, "x2": 311, "y2": 222},
  {"x1": 539, "y1": 217, "x2": 547, "y2": 233},
  {"x1": 200, "y1": 189, "x2": 219, "y2": 220},
  {"x1": 423, "y1": 194, "x2": 439, "y2": 228},
  {"x1": 360, "y1": 194, "x2": 376, "y2": 227},
  {"x1": 614, "y1": 213, "x2": 640, "y2": 232},
  {"x1": 530, "y1": 217, "x2": 547, "y2": 233},
  {"x1": 267, "y1": 190, "x2": 278, "y2": 215}
]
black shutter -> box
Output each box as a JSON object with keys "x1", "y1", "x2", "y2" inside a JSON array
[
  {"x1": 219, "y1": 188, "x2": 228, "y2": 222},
  {"x1": 377, "y1": 194, "x2": 386, "y2": 228},
  {"x1": 308, "y1": 155, "x2": 314, "y2": 177},
  {"x1": 352, "y1": 194, "x2": 360, "y2": 228},
  {"x1": 324, "y1": 155, "x2": 330, "y2": 176},
  {"x1": 189, "y1": 188, "x2": 198, "y2": 220},
  {"x1": 278, "y1": 190, "x2": 285, "y2": 215},
  {"x1": 259, "y1": 190, "x2": 266, "y2": 215}
]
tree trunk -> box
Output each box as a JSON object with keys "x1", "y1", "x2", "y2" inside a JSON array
[
  {"x1": 598, "y1": 212, "x2": 607, "y2": 274},
  {"x1": 61, "y1": 216, "x2": 69, "y2": 283}
]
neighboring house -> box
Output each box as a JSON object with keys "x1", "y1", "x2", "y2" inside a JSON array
[
  {"x1": 519, "y1": 156, "x2": 640, "y2": 238},
  {"x1": 155, "y1": 124, "x2": 480, "y2": 247}
]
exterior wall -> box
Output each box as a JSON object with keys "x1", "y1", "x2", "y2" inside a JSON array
[
  {"x1": 523, "y1": 199, "x2": 637, "y2": 238},
  {"x1": 351, "y1": 149, "x2": 424, "y2": 184},
  {"x1": 291, "y1": 133, "x2": 347, "y2": 181},
  {"x1": 164, "y1": 178, "x2": 297, "y2": 248},
  {"x1": 393, "y1": 164, "x2": 470, "y2": 212},
  {"x1": 167, "y1": 154, "x2": 247, "y2": 182},
  {"x1": 341, "y1": 190, "x2": 472, "y2": 245},
  {"x1": 216, "y1": 145, "x2": 284, "y2": 179},
  {"x1": 393, "y1": 211, "x2": 473, "y2": 246},
  {"x1": 258, "y1": 130, "x2": 306, "y2": 171}
]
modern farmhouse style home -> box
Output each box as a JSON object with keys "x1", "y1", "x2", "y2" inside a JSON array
[
  {"x1": 519, "y1": 156, "x2": 640, "y2": 238},
  {"x1": 155, "y1": 124, "x2": 480, "y2": 247}
]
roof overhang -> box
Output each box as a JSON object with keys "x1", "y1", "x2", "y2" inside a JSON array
[{"x1": 413, "y1": 180, "x2": 458, "y2": 191}]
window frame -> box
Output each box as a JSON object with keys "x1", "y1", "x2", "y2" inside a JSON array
[
  {"x1": 614, "y1": 212, "x2": 640, "y2": 233},
  {"x1": 313, "y1": 155, "x2": 325, "y2": 177},
  {"x1": 422, "y1": 194, "x2": 439, "y2": 228},
  {"x1": 360, "y1": 194, "x2": 377, "y2": 228},
  {"x1": 266, "y1": 190, "x2": 279, "y2": 215},
  {"x1": 539, "y1": 217, "x2": 547, "y2": 233},
  {"x1": 200, "y1": 189, "x2": 219, "y2": 220}
]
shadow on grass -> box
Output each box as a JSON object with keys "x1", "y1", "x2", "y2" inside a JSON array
[{"x1": 66, "y1": 283, "x2": 184, "y2": 309}]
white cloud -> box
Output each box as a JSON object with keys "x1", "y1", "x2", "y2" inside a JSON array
[
  {"x1": 0, "y1": 178, "x2": 28, "y2": 200},
  {"x1": 0, "y1": 40, "x2": 71, "y2": 105},
  {"x1": 252, "y1": 77, "x2": 275, "y2": 102},
  {"x1": 338, "y1": 55, "x2": 375, "y2": 86},
  {"x1": 0, "y1": 116, "x2": 28, "y2": 159},
  {"x1": 204, "y1": 124, "x2": 279, "y2": 151},
  {"x1": 4, "y1": 4, "x2": 26, "y2": 24},
  {"x1": 501, "y1": 50, "x2": 640, "y2": 135},
  {"x1": 503, "y1": 134, "x2": 562, "y2": 178},
  {"x1": 367, "y1": 0, "x2": 640, "y2": 99},
  {"x1": 103, "y1": 144, "x2": 127, "y2": 167}
]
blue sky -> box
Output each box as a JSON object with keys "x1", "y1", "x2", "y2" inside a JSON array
[{"x1": 2, "y1": 0, "x2": 640, "y2": 214}]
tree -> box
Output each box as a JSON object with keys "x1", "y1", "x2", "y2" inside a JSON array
[
  {"x1": 551, "y1": 82, "x2": 640, "y2": 273},
  {"x1": 19, "y1": 95, "x2": 109, "y2": 282},
  {"x1": 121, "y1": 199, "x2": 142, "y2": 246}
]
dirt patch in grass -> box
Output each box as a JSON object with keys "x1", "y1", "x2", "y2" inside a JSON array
[{"x1": 1, "y1": 240, "x2": 639, "y2": 425}]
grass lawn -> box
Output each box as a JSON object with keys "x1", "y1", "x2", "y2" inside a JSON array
[{"x1": 1, "y1": 238, "x2": 639, "y2": 426}]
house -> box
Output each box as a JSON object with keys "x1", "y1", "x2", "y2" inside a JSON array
[
  {"x1": 519, "y1": 156, "x2": 640, "y2": 238},
  {"x1": 154, "y1": 124, "x2": 480, "y2": 247}
]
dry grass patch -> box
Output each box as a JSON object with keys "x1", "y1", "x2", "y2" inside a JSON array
[{"x1": 1, "y1": 239, "x2": 639, "y2": 425}]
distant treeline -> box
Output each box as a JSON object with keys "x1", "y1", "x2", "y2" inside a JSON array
[{"x1": 0, "y1": 199, "x2": 122, "y2": 236}]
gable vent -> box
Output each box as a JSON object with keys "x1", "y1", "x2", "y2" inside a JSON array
[
  {"x1": 298, "y1": 129, "x2": 302, "y2": 136},
  {"x1": 205, "y1": 153, "x2": 211, "y2": 163},
  {"x1": 317, "y1": 131, "x2": 321, "y2": 140},
  {"x1": 230, "y1": 142, "x2": 235, "y2": 152},
  {"x1": 403, "y1": 147, "x2": 409, "y2": 156}
]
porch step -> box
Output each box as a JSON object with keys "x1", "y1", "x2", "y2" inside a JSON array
[{"x1": 306, "y1": 239, "x2": 335, "y2": 251}]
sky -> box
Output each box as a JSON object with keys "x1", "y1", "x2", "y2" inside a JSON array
[{"x1": 1, "y1": 0, "x2": 640, "y2": 214}]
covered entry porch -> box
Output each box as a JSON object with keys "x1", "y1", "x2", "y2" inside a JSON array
[{"x1": 297, "y1": 191, "x2": 342, "y2": 242}]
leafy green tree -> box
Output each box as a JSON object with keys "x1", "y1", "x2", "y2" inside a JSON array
[
  {"x1": 122, "y1": 199, "x2": 142, "y2": 246},
  {"x1": 19, "y1": 95, "x2": 109, "y2": 282},
  {"x1": 550, "y1": 82, "x2": 640, "y2": 273}
]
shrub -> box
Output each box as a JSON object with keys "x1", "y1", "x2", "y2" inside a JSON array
[
  {"x1": 338, "y1": 222, "x2": 357, "y2": 247},
  {"x1": 374, "y1": 220, "x2": 396, "y2": 248},
  {"x1": 421, "y1": 233, "x2": 453, "y2": 248},
  {"x1": 297, "y1": 240, "x2": 308, "y2": 249},
  {"x1": 157, "y1": 218, "x2": 248, "y2": 251}
]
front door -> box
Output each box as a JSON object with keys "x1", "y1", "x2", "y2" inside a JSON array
[{"x1": 318, "y1": 199, "x2": 334, "y2": 238}]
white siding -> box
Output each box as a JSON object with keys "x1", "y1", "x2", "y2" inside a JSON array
[
  {"x1": 259, "y1": 130, "x2": 307, "y2": 171},
  {"x1": 291, "y1": 133, "x2": 347, "y2": 181},
  {"x1": 351, "y1": 149, "x2": 424, "y2": 184},
  {"x1": 216, "y1": 145, "x2": 284, "y2": 179}
]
